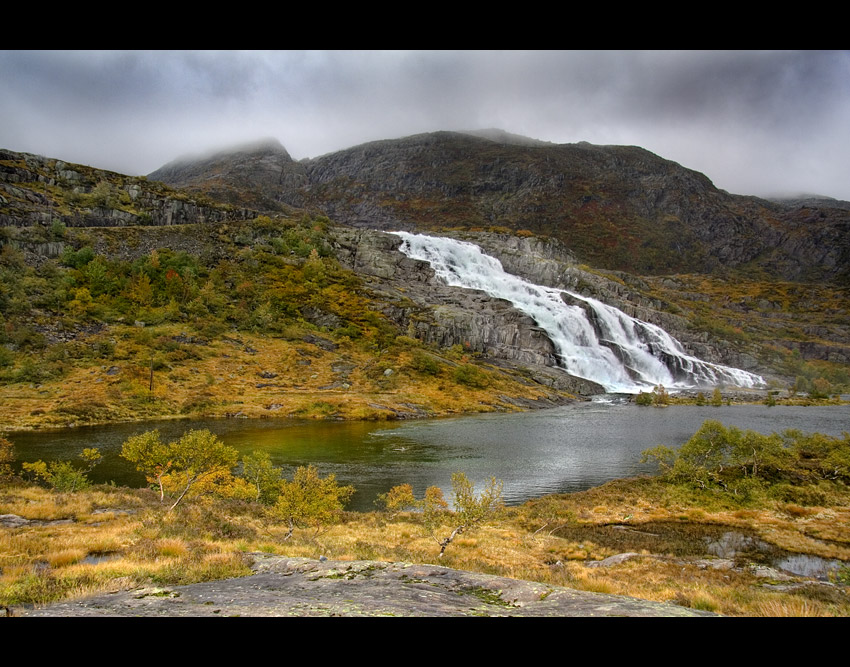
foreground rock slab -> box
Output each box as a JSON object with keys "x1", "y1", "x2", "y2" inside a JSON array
[{"x1": 15, "y1": 556, "x2": 716, "y2": 617}]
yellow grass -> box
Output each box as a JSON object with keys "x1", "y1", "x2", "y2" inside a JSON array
[
  {"x1": 0, "y1": 326, "x2": 574, "y2": 431},
  {"x1": 0, "y1": 473, "x2": 847, "y2": 615}
]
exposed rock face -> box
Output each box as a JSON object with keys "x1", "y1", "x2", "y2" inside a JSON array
[
  {"x1": 323, "y1": 228, "x2": 585, "y2": 393},
  {"x1": 331, "y1": 230, "x2": 555, "y2": 369},
  {"x1": 0, "y1": 149, "x2": 253, "y2": 229},
  {"x1": 367, "y1": 228, "x2": 762, "y2": 374},
  {"x1": 13, "y1": 556, "x2": 716, "y2": 617}
]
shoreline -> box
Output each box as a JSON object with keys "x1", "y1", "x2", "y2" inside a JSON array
[{"x1": 2, "y1": 388, "x2": 845, "y2": 435}]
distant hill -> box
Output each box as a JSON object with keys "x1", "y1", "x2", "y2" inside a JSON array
[
  {"x1": 148, "y1": 138, "x2": 307, "y2": 212},
  {"x1": 2, "y1": 142, "x2": 848, "y2": 426},
  {"x1": 460, "y1": 128, "x2": 555, "y2": 146},
  {"x1": 768, "y1": 194, "x2": 850, "y2": 211},
  {"x1": 149, "y1": 131, "x2": 850, "y2": 284}
]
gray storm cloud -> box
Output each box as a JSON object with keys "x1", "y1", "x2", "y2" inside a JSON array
[{"x1": 1, "y1": 50, "x2": 848, "y2": 200}]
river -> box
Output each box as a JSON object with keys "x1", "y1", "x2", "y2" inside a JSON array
[{"x1": 7, "y1": 399, "x2": 849, "y2": 511}]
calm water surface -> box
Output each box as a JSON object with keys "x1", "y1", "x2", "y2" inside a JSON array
[{"x1": 8, "y1": 399, "x2": 849, "y2": 511}]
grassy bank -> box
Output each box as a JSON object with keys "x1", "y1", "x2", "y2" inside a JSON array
[
  {"x1": 0, "y1": 321, "x2": 577, "y2": 432},
  {"x1": 2, "y1": 469, "x2": 848, "y2": 616}
]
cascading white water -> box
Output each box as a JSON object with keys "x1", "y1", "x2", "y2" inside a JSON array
[{"x1": 392, "y1": 231, "x2": 765, "y2": 393}]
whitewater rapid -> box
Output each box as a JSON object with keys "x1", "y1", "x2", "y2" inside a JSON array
[{"x1": 392, "y1": 231, "x2": 765, "y2": 393}]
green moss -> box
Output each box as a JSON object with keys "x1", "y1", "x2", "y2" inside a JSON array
[{"x1": 464, "y1": 586, "x2": 513, "y2": 607}]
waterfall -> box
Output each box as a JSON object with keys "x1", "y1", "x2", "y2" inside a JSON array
[{"x1": 392, "y1": 231, "x2": 765, "y2": 393}]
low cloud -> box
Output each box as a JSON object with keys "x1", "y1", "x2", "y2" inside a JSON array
[{"x1": 1, "y1": 50, "x2": 848, "y2": 200}]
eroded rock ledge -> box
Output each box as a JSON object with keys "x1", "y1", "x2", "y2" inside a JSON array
[{"x1": 14, "y1": 555, "x2": 716, "y2": 617}]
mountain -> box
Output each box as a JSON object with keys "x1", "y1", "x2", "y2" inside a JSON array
[
  {"x1": 148, "y1": 138, "x2": 307, "y2": 212},
  {"x1": 768, "y1": 194, "x2": 850, "y2": 211},
  {"x1": 149, "y1": 131, "x2": 850, "y2": 284},
  {"x1": 460, "y1": 128, "x2": 554, "y2": 146}
]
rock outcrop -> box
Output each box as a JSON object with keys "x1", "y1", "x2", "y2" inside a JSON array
[
  {"x1": 329, "y1": 227, "x2": 759, "y2": 382},
  {"x1": 0, "y1": 149, "x2": 253, "y2": 230},
  {"x1": 330, "y1": 228, "x2": 605, "y2": 395},
  {"x1": 12, "y1": 556, "x2": 716, "y2": 617}
]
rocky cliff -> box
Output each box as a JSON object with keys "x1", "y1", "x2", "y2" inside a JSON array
[{"x1": 330, "y1": 228, "x2": 605, "y2": 395}]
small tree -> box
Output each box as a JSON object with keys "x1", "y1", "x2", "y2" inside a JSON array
[
  {"x1": 375, "y1": 483, "x2": 418, "y2": 518},
  {"x1": 711, "y1": 387, "x2": 723, "y2": 407},
  {"x1": 424, "y1": 472, "x2": 504, "y2": 558},
  {"x1": 272, "y1": 465, "x2": 354, "y2": 540},
  {"x1": 22, "y1": 448, "x2": 102, "y2": 492},
  {"x1": 121, "y1": 430, "x2": 174, "y2": 503},
  {"x1": 241, "y1": 450, "x2": 283, "y2": 504},
  {"x1": 121, "y1": 429, "x2": 238, "y2": 510}
]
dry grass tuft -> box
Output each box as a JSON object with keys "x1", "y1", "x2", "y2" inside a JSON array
[
  {"x1": 155, "y1": 538, "x2": 189, "y2": 558},
  {"x1": 752, "y1": 598, "x2": 834, "y2": 617},
  {"x1": 46, "y1": 548, "x2": 87, "y2": 568}
]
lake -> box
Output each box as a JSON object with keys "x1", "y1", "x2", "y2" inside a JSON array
[{"x1": 7, "y1": 399, "x2": 849, "y2": 511}]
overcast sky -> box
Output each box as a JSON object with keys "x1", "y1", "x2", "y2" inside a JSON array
[{"x1": 2, "y1": 50, "x2": 849, "y2": 200}]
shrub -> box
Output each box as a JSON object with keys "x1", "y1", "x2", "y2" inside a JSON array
[
  {"x1": 452, "y1": 363, "x2": 489, "y2": 389},
  {"x1": 272, "y1": 465, "x2": 354, "y2": 540},
  {"x1": 60, "y1": 246, "x2": 95, "y2": 269},
  {"x1": 809, "y1": 377, "x2": 832, "y2": 400},
  {"x1": 375, "y1": 483, "x2": 417, "y2": 518},
  {"x1": 635, "y1": 391, "x2": 653, "y2": 406},
  {"x1": 21, "y1": 448, "x2": 102, "y2": 492},
  {"x1": 410, "y1": 350, "x2": 441, "y2": 376},
  {"x1": 642, "y1": 420, "x2": 850, "y2": 495},
  {"x1": 0, "y1": 435, "x2": 15, "y2": 481}
]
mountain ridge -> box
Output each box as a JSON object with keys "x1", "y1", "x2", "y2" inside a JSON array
[{"x1": 146, "y1": 131, "x2": 850, "y2": 284}]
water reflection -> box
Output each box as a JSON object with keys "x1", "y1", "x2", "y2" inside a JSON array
[{"x1": 705, "y1": 531, "x2": 846, "y2": 580}]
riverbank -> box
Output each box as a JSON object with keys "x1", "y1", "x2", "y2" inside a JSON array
[{"x1": 2, "y1": 468, "x2": 848, "y2": 616}]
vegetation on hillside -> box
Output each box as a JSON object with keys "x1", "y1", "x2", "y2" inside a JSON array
[
  {"x1": 639, "y1": 273, "x2": 850, "y2": 395},
  {"x1": 0, "y1": 149, "x2": 235, "y2": 226},
  {"x1": 1, "y1": 215, "x2": 567, "y2": 429}
]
